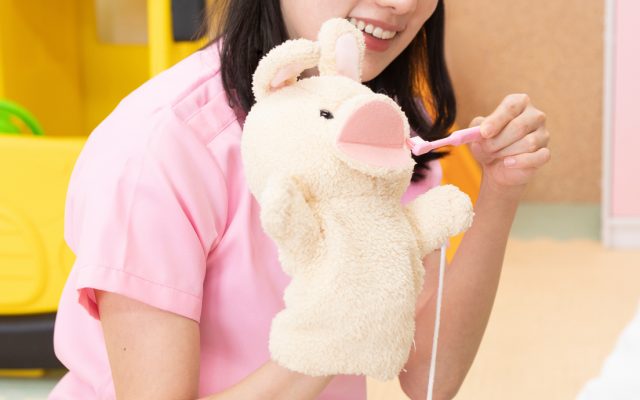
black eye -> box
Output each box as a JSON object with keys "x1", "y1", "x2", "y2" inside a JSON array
[{"x1": 320, "y1": 109, "x2": 334, "y2": 119}]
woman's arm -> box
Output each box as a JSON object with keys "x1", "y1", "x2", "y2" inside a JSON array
[
  {"x1": 97, "y1": 291, "x2": 333, "y2": 400},
  {"x1": 398, "y1": 180, "x2": 521, "y2": 399},
  {"x1": 399, "y1": 94, "x2": 550, "y2": 399}
]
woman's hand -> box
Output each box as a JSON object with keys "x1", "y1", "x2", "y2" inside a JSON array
[{"x1": 469, "y1": 93, "x2": 551, "y2": 194}]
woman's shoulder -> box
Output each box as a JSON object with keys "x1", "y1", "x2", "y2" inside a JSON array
[
  {"x1": 95, "y1": 40, "x2": 235, "y2": 146},
  {"x1": 74, "y1": 41, "x2": 238, "y2": 176},
  {"x1": 66, "y1": 42, "x2": 236, "y2": 235}
]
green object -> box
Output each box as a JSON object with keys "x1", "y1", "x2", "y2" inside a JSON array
[{"x1": 0, "y1": 99, "x2": 44, "y2": 136}]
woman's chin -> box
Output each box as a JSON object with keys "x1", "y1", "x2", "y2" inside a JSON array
[
  {"x1": 361, "y1": 63, "x2": 385, "y2": 83},
  {"x1": 361, "y1": 48, "x2": 403, "y2": 82}
]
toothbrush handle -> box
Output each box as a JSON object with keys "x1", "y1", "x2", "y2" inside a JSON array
[{"x1": 445, "y1": 126, "x2": 483, "y2": 146}]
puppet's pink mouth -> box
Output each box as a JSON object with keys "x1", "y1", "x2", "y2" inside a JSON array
[{"x1": 336, "y1": 99, "x2": 410, "y2": 169}]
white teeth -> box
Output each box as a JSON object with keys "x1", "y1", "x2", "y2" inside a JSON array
[
  {"x1": 382, "y1": 30, "x2": 395, "y2": 39},
  {"x1": 347, "y1": 17, "x2": 397, "y2": 40}
]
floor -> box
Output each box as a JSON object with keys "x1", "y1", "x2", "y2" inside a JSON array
[
  {"x1": 368, "y1": 204, "x2": 640, "y2": 400},
  {"x1": 368, "y1": 238, "x2": 640, "y2": 400},
  {"x1": 3, "y1": 203, "x2": 640, "y2": 399}
]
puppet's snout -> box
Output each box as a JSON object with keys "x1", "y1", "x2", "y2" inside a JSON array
[{"x1": 335, "y1": 98, "x2": 411, "y2": 169}]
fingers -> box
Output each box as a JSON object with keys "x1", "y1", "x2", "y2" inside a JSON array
[
  {"x1": 469, "y1": 94, "x2": 551, "y2": 170},
  {"x1": 469, "y1": 93, "x2": 551, "y2": 187},
  {"x1": 483, "y1": 107, "x2": 546, "y2": 153},
  {"x1": 493, "y1": 126, "x2": 550, "y2": 160},
  {"x1": 503, "y1": 147, "x2": 551, "y2": 169},
  {"x1": 480, "y1": 94, "x2": 530, "y2": 139}
]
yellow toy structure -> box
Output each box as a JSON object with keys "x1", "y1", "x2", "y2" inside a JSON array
[
  {"x1": 0, "y1": 0, "x2": 207, "y2": 371},
  {"x1": 0, "y1": 0, "x2": 480, "y2": 371}
]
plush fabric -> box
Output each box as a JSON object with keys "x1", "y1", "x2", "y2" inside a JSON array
[{"x1": 241, "y1": 18, "x2": 474, "y2": 381}]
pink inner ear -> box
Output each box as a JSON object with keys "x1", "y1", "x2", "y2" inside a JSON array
[
  {"x1": 335, "y1": 34, "x2": 360, "y2": 81},
  {"x1": 270, "y1": 63, "x2": 304, "y2": 89}
]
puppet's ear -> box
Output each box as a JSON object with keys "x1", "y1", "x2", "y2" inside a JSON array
[
  {"x1": 317, "y1": 18, "x2": 365, "y2": 82},
  {"x1": 252, "y1": 39, "x2": 320, "y2": 102}
]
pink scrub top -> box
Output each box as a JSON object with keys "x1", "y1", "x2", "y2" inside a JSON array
[{"x1": 49, "y1": 41, "x2": 441, "y2": 400}]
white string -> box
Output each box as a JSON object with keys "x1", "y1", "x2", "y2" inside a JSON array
[{"x1": 426, "y1": 245, "x2": 447, "y2": 400}]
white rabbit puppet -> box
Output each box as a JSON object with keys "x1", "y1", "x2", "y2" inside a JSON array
[{"x1": 241, "y1": 18, "x2": 474, "y2": 381}]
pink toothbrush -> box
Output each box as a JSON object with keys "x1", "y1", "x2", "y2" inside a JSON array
[{"x1": 407, "y1": 126, "x2": 482, "y2": 156}]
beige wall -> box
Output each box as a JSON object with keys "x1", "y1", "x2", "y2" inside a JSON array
[{"x1": 445, "y1": 0, "x2": 604, "y2": 202}]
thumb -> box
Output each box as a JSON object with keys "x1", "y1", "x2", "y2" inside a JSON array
[{"x1": 469, "y1": 116, "x2": 485, "y2": 128}]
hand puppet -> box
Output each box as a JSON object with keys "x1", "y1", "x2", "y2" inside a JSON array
[{"x1": 241, "y1": 18, "x2": 474, "y2": 381}]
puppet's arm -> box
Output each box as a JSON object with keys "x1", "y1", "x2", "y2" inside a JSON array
[
  {"x1": 260, "y1": 175, "x2": 323, "y2": 276},
  {"x1": 405, "y1": 184, "x2": 474, "y2": 259}
]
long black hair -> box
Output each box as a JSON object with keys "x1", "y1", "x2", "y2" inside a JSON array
[{"x1": 207, "y1": 1, "x2": 456, "y2": 182}]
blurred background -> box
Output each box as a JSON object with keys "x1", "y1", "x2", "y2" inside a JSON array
[{"x1": 1, "y1": 0, "x2": 638, "y2": 399}]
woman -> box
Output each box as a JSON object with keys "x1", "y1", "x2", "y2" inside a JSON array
[{"x1": 49, "y1": 1, "x2": 550, "y2": 399}]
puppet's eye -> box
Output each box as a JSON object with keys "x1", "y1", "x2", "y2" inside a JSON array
[{"x1": 319, "y1": 109, "x2": 334, "y2": 119}]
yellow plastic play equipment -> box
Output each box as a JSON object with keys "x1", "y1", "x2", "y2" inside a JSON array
[
  {"x1": 0, "y1": 135, "x2": 84, "y2": 314},
  {"x1": 0, "y1": 0, "x2": 207, "y2": 370}
]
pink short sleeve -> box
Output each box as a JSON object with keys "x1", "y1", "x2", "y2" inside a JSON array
[
  {"x1": 66, "y1": 111, "x2": 227, "y2": 322},
  {"x1": 401, "y1": 159, "x2": 442, "y2": 205}
]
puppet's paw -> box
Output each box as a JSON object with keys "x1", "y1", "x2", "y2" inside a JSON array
[
  {"x1": 259, "y1": 176, "x2": 322, "y2": 272},
  {"x1": 412, "y1": 185, "x2": 474, "y2": 249},
  {"x1": 435, "y1": 184, "x2": 474, "y2": 237},
  {"x1": 260, "y1": 175, "x2": 301, "y2": 241}
]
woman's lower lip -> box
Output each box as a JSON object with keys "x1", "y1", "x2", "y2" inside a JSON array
[{"x1": 362, "y1": 31, "x2": 392, "y2": 52}]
